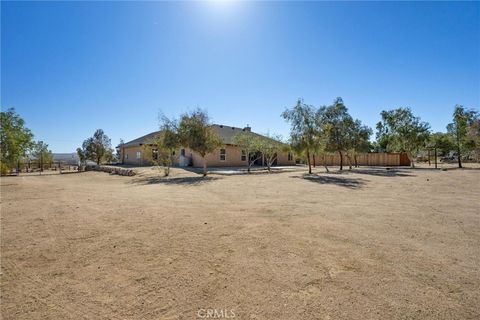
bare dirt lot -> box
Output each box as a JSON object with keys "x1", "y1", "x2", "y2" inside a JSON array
[{"x1": 1, "y1": 165, "x2": 479, "y2": 320}]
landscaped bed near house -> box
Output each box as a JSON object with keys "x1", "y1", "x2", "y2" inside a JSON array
[{"x1": 1, "y1": 165, "x2": 479, "y2": 319}]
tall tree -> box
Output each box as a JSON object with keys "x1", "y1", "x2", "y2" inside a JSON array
[
  {"x1": 178, "y1": 109, "x2": 222, "y2": 176},
  {"x1": 429, "y1": 132, "x2": 455, "y2": 157},
  {"x1": 232, "y1": 132, "x2": 263, "y2": 173},
  {"x1": 78, "y1": 129, "x2": 113, "y2": 165},
  {"x1": 282, "y1": 99, "x2": 318, "y2": 174},
  {"x1": 0, "y1": 108, "x2": 34, "y2": 174},
  {"x1": 31, "y1": 141, "x2": 53, "y2": 172},
  {"x1": 76, "y1": 147, "x2": 87, "y2": 166},
  {"x1": 376, "y1": 107, "x2": 430, "y2": 168},
  {"x1": 115, "y1": 138, "x2": 124, "y2": 163},
  {"x1": 143, "y1": 115, "x2": 180, "y2": 176},
  {"x1": 447, "y1": 105, "x2": 479, "y2": 168},
  {"x1": 346, "y1": 119, "x2": 372, "y2": 168},
  {"x1": 467, "y1": 119, "x2": 480, "y2": 162},
  {"x1": 318, "y1": 97, "x2": 354, "y2": 170}
]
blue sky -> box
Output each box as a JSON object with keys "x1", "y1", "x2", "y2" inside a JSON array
[{"x1": 2, "y1": 1, "x2": 479, "y2": 153}]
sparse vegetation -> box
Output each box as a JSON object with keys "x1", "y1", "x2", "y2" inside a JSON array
[
  {"x1": 30, "y1": 141, "x2": 53, "y2": 172},
  {"x1": 282, "y1": 99, "x2": 319, "y2": 174},
  {"x1": 283, "y1": 98, "x2": 373, "y2": 172},
  {"x1": 447, "y1": 105, "x2": 479, "y2": 168},
  {"x1": 256, "y1": 133, "x2": 285, "y2": 172},
  {"x1": 428, "y1": 132, "x2": 455, "y2": 157},
  {"x1": 77, "y1": 129, "x2": 114, "y2": 165},
  {"x1": 345, "y1": 119, "x2": 372, "y2": 168},
  {"x1": 143, "y1": 115, "x2": 180, "y2": 177},
  {"x1": 467, "y1": 119, "x2": 480, "y2": 162},
  {"x1": 0, "y1": 108, "x2": 34, "y2": 175},
  {"x1": 376, "y1": 107, "x2": 430, "y2": 168},
  {"x1": 232, "y1": 131, "x2": 263, "y2": 173},
  {"x1": 318, "y1": 98, "x2": 359, "y2": 170},
  {"x1": 115, "y1": 139, "x2": 124, "y2": 163},
  {"x1": 178, "y1": 109, "x2": 223, "y2": 176}
]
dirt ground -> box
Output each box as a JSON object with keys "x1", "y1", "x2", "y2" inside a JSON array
[{"x1": 1, "y1": 165, "x2": 479, "y2": 320}]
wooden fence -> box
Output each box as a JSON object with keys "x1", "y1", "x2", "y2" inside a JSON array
[{"x1": 312, "y1": 153, "x2": 411, "y2": 167}]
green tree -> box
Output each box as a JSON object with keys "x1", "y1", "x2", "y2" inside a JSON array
[
  {"x1": 76, "y1": 147, "x2": 87, "y2": 166},
  {"x1": 31, "y1": 141, "x2": 53, "y2": 172},
  {"x1": 78, "y1": 129, "x2": 113, "y2": 165},
  {"x1": 346, "y1": 119, "x2": 372, "y2": 168},
  {"x1": 376, "y1": 107, "x2": 430, "y2": 168},
  {"x1": 310, "y1": 134, "x2": 328, "y2": 170},
  {"x1": 373, "y1": 133, "x2": 392, "y2": 153},
  {"x1": 232, "y1": 132, "x2": 263, "y2": 173},
  {"x1": 0, "y1": 108, "x2": 34, "y2": 174},
  {"x1": 429, "y1": 132, "x2": 455, "y2": 156},
  {"x1": 447, "y1": 105, "x2": 478, "y2": 168},
  {"x1": 318, "y1": 97, "x2": 354, "y2": 170},
  {"x1": 467, "y1": 119, "x2": 480, "y2": 162},
  {"x1": 178, "y1": 109, "x2": 222, "y2": 176},
  {"x1": 143, "y1": 115, "x2": 180, "y2": 176},
  {"x1": 115, "y1": 138, "x2": 124, "y2": 163},
  {"x1": 282, "y1": 99, "x2": 319, "y2": 174}
]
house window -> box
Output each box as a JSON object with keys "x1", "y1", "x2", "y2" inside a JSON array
[
  {"x1": 152, "y1": 149, "x2": 158, "y2": 160},
  {"x1": 181, "y1": 149, "x2": 185, "y2": 156},
  {"x1": 288, "y1": 152, "x2": 293, "y2": 161},
  {"x1": 125, "y1": 154, "x2": 128, "y2": 160},
  {"x1": 241, "y1": 150, "x2": 246, "y2": 161},
  {"x1": 136, "y1": 151, "x2": 141, "y2": 159},
  {"x1": 220, "y1": 149, "x2": 226, "y2": 161}
]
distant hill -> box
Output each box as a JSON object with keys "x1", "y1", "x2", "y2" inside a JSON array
[
  {"x1": 52, "y1": 153, "x2": 80, "y2": 165},
  {"x1": 52, "y1": 153, "x2": 100, "y2": 166}
]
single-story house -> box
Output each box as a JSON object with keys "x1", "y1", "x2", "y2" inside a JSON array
[{"x1": 117, "y1": 124, "x2": 295, "y2": 167}]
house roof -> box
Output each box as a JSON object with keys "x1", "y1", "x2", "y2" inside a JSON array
[
  {"x1": 210, "y1": 124, "x2": 257, "y2": 144},
  {"x1": 120, "y1": 131, "x2": 161, "y2": 148},
  {"x1": 119, "y1": 124, "x2": 257, "y2": 148}
]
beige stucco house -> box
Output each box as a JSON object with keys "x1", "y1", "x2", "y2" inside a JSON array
[{"x1": 118, "y1": 124, "x2": 295, "y2": 167}]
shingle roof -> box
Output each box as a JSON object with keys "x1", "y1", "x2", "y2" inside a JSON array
[
  {"x1": 119, "y1": 124, "x2": 265, "y2": 148},
  {"x1": 210, "y1": 124, "x2": 256, "y2": 144},
  {"x1": 121, "y1": 131, "x2": 161, "y2": 148}
]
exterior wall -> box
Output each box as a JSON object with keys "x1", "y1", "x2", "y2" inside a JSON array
[
  {"x1": 191, "y1": 145, "x2": 296, "y2": 167},
  {"x1": 276, "y1": 151, "x2": 296, "y2": 166},
  {"x1": 121, "y1": 146, "x2": 194, "y2": 166},
  {"x1": 121, "y1": 144, "x2": 296, "y2": 167},
  {"x1": 191, "y1": 145, "x2": 247, "y2": 167},
  {"x1": 122, "y1": 146, "x2": 146, "y2": 166}
]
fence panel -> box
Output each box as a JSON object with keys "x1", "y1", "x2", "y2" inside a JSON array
[{"x1": 311, "y1": 153, "x2": 410, "y2": 167}]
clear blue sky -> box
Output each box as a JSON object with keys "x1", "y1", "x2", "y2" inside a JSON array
[{"x1": 2, "y1": 1, "x2": 479, "y2": 153}]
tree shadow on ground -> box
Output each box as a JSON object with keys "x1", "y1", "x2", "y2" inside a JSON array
[
  {"x1": 180, "y1": 166, "x2": 287, "y2": 175},
  {"x1": 292, "y1": 173, "x2": 366, "y2": 189},
  {"x1": 131, "y1": 176, "x2": 221, "y2": 186},
  {"x1": 342, "y1": 168, "x2": 416, "y2": 177}
]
